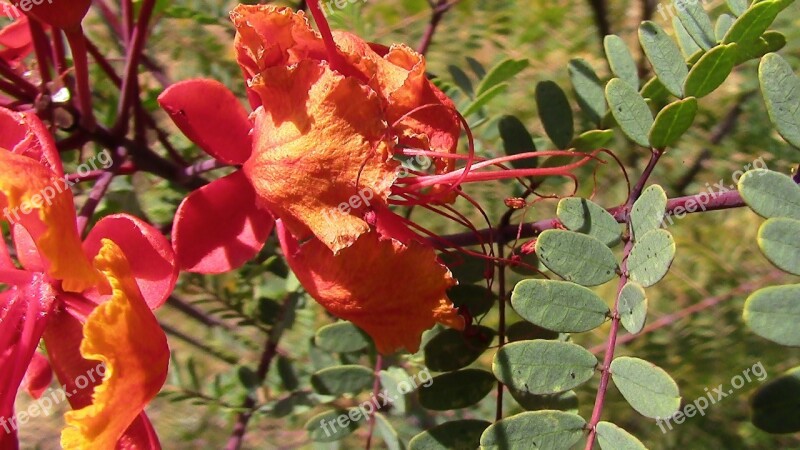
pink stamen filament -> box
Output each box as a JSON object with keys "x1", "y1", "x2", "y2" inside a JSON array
[{"x1": 0, "y1": 268, "x2": 34, "y2": 287}]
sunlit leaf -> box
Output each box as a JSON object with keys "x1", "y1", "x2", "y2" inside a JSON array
[
  {"x1": 480, "y1": 411, "x2": 585, "y2": 450},
  {"x1": 631, "y1": 185, "x2": 668, "y2": 239},
  {"x1": 535, "y1": 230, "x2": 619, "y2": 286},
  {"x1": 557, "y1": 197, "x2": 622, "y2": 246},
  {"x1": 605, "y1": 35, "x2": 639, "y2": 88},
  {"x1": 738, "y1": 169, "x2": 800, "y2": 220},
  {"x1": 610, "y1": 356, "x2": 681, "y2": 419},
  {"x1": 511, "y1": 279, "x2": 610, "y2": 332},
  {"x1": 759, "y1": 53, "x2": 800, "y2": 148},
  {"x1": 628, "y1": 229, "x2": 676, "y2": 288},
  {"x1": 639, "y1": 21, "x2": 688, "y2": 97},
  {"x1": 596, "y1": 421, "x2": 648, "y2": 450},
  {"x1": 684, "y1": 44, "x2": 737, "y2": 98},
  {"x1": 618, "y1": 282, "x2": 648, "y2": 334},
  {"x1": 606, "y1": 78, "x2": 654, "y2": 147},
  {"x1": 492, "y1": 340, "x2": 597, "y2": 395},
  {"x1": 758, "y1": 218, "x2": 800, "y2": 275},
  {"x1": 315, "y1": 322, "x2": 371, "y2": 353},
  {"x1": 649, "y1": 97, "x2": 698, "y2": 148},
  {"x1": 744, "y1": 284, "x2": 800, "y2": 346}
]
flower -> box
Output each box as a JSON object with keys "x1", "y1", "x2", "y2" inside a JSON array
[
  {"x1": 0, "y1": 107, "x2": 175, "y2": 449},
  {"x1": 159, "y1": 4, "x2": 597, "y2": 353}
]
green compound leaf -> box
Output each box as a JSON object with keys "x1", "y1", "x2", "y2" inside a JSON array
[
  {"x1": 511, "y1": 279, "x2": 610, "y2": 332},
  {"x1": 639, "y1": 21, "x2": 688, "y2": 97},
  {"x1": 610, "y1": 356, "x2": 681, "y2": 419},
  {"x1": 448, "y1": 284, "x2": 496, "y2": 316},
  {"x1": 628, "y1": 229, "x2": 677, "y2": 288},
  {"x1": 508, "y1": 389, "x2": 579, "y2": 413},
  {"x1": 314, "y1": 322, "x2": 371, "y2": 353},
  {"x1": 569, "y1": 58, "x2": 607, "y2": 125},
  {"x1": 673, "y1": 17, "x2": 702, "y2": 59},
  {"x1": 557, "y1": 197, "x2": 622, "y2": 246},
  {"x1": 738, "y1": 169, "x2": 800, "y2": 220},
  {"x1": 424, "y1": 326, "x2": 495, "y2": 372},
  {"x1": 311, "y1": 365, "x2": 374, "y2": 396},
  {"x1": 476, "y1": 58, "x2": 530, "y2": 96},
  {"x1": 758, "y1": 218, "x2": 800, "y2": 275},
  {"x1": 448, "y1": 64, "x2": 474, "y2": 97},
  {"x1": 684, "y1": 44, "x2": 737, "y2": 98},
  {"x1": 492, "y1": 340, "x2": 598, "y2": 395},
  {"x1": 631, "y1": 184, "x2": 668, "y2": 239},
  {"x1": 418, "y1": 369, "x2": 495, "y2": 410},
  {"x1": 649, "y1": 97, "x2": 698, "y2": 148},
  {"x1": 480, "y1": 411, "x2": 586, "y2": 450},
  {"x1": 723, "y1": 0, "x2": 794, "y2": 47},
  {"x1": 596, "y1": 421, "x2": 648, "y2": 450},
  {"x1": 570, "y1": 129, "x2": 615, "y2": 151},
  {"x1": 759, "y1": 53, "x2": 800, "y2": 148},
  {"x1": 726, "y1": 0, "x2": 749, "y2": 16},
  {"x1": 409, "y1": 420, "x2": 491, "y2": 450},
  {"x1": 463, "y1": 83, "x2": 508, "y2": 116},
  {"x1": 536, "y1": 81, "x2": 574, "y2": 149},
  {"x1": 535, "y1": 229, "x2": 619, "y2": 286},
  {"x1": 604, "y1": 35, "x2": 639, "y2": 88},
  {"x1": 499, "y1": 115, "x2": 537, "y2": 170},
  {"x1": 674, "y1": 0, "x2": 716, "y2": 50},
  {"x1": 744, "y1": 284, "x2": 800, "y2": 346},
  {"x1": 751, "y1": 366, "x2": 800, "y2": 434},
  {"x1": 606, "y1": 78, "x2": 654, "y2": 147},
  {"x1": 716, "y1": 13, "x2": 736, "y2": 41},
  {"x1": 305, "y1": 409, "x2": 359, "y2": 442},
  {"x1": 618, "y1": 281, "x2": 648, "y2": 334}
]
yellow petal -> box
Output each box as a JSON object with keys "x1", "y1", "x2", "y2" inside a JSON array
[
  {"x1": 61, "y1": 239, "x2": 169, "y2": 449},
  {"x1": 0, "y1": 148, "x2": 100, "y2": 292}
]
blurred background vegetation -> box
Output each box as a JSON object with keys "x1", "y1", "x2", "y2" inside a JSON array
[{"x1": 7, "y1": 0, "x2": 800, "y2": 448}]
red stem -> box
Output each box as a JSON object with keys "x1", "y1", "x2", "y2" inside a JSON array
[
  {"x1": 64, "y1": 27, "x2": 96, "y2": 130},
  {"x1": 307, "y1": 0, "x2": 350, "y2": 75},
  {"x1": 113, "y1": 0, "x2": 156, "y2": 134}
]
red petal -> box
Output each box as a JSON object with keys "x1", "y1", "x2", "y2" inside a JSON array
[
  {"x1": 158, "y1": 79, "x2": 252, "y2": 165},
  {"x1": 0, "y1": 278, "x2": 56, "y2": 449},
  {"x1": 22, "y1": 351, "x2": 52, "y2": 399},
  {"x1": 116, "y1": 414, "x2": 162, "y2": 450},
  {"x1": 0, "y1": 17, "x2": 33, "y2": 64},
  {"x1": 173, "y1": 171, "x2": 274, "y2": 273},
  {"x1": 0, "y1": 107, "x2": 64, "y2": 176},
  {"x1": 83, "y1": 214, "x2": 177, "y2": 310},
  {"x1": 0, "y1": 234, "x2": 12, "y2": 269},
  {"x1": 12, "y1": 223, "x2": 44, "y2": 272}
]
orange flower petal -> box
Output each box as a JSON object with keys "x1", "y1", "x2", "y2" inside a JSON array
[
  {"x1": 278, "y1": 222, "x2": 464, "y2": 354},
  {"x1": 0, "y1": 148, "x2": 100, "y2": 292},
  {"x1": 231, "y1": 5, "x2": 326, "y2": 83},
  {"x1": 60, "y1": 239, "x2": 169, "y2": 449},
  {"x1": 243, "y1": 60, "x2": 398, "y2": 253}
]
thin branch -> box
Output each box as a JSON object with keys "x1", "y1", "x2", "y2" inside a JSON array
[
  {"x1": 364, "y1": 354, "x2": 384, "y2": 450},
  {"x1": 585, "y1": 148, "x2": 664, "y2": 450},
  {"x1": 113, "y1": 0, "x2": 156, "y2": 134},
  {"x1": 225, "y1": 294, "x2": 298, "y2": 450},
  {"x1": 586, "y1": 0, "x2": 611, "y2": 46},
  {"x1": 417, "y1": 0, "x2": 458, "y2": 55},
  {"x1": 438, "y1": 188, "x2": 754, "y2": 248}
]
